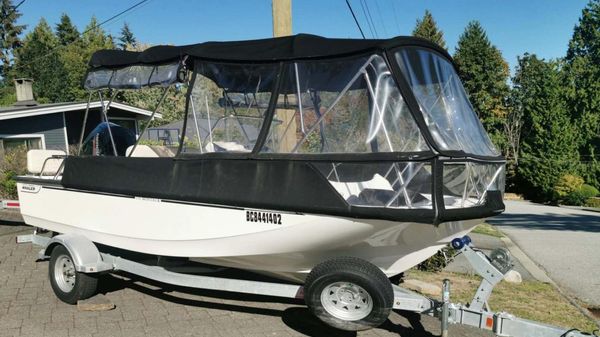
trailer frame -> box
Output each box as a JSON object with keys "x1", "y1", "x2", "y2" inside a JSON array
[{"x1": 17, "y1": 230, "x2": 594, "y2": 337}]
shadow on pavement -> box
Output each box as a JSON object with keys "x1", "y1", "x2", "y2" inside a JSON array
[
  {"x1": 97, "y1": 273, "x2": 434, "y2": 336},
  {"x1": 489, "y1": 212, "x2": 600, "y2": 233},
  {"x1": 281, "y1": 308, "x2": 435, "y2": 337},
  {"x1": 380, "y1": 312, "x2": 437, "y2": 337},
  {"x1": 0, "y1": 219, "x2": 27, "y2": 227}
]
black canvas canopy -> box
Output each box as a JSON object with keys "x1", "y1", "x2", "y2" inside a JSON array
[
  {"x1": 89, "y1": 34, "x2": 448, "y2": 68},
  {"x1": 83, "y1": 34, "x2": 450, "y2": 90},
  {"x1": 68, "y1": 33, "x2": 507, "y2": 225}
]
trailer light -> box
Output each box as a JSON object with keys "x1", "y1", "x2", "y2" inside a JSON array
[{"x1": 485, "y1": 316, "x2": 494, "y2": 328}]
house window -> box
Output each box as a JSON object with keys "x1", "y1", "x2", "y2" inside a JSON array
[
  {"x1": 109, "y1": 118, "x2": 138, "y2": 137},
  {"x1": 0, "y1": 135, "x2": 44, "y2": 155}
]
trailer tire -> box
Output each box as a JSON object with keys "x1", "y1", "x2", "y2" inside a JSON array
[
  {"x1": 304, "y1": 257, "x2": 393, "y2": 331},
  {"x1": 48, "y1": 245, "x2": 98, "y2": 304}
]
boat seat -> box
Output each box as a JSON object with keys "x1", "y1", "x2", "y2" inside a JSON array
[
  {"x1": 350, "y1": 189, "x2": 430, "y2": 207},
  {"x1": 329, "y1": 174, "x2": 394, "y2": 200},
  {"x1": 27, "y1": 149, "x2": 66, "y2": 175},
  {"x1": 126, "y1": 145, "x2": 175, "y2": 157},
  {"x1": 204, "y1": 141, "x2": 251, "y2": 153}
]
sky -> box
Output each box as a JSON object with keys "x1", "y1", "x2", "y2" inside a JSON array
[{"x1": 16, "y1": 0, "x2": 591, "y2": 73}]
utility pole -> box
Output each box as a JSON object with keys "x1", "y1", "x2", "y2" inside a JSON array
[
  {"x1": 272, "y1": 0, "x2": 292, "y2": 37},
  {"x1": 271, "y1": 0, "x2": 295, "y2": 152}
]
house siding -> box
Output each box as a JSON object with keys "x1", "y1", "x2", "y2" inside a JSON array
[{"x1": 0, "y1": 113, "x2": 66, "y2": 150}]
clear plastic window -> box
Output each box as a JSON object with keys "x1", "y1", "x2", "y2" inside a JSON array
[
  {"x1": 313, "y1": 161, "x2": 433, "y2": 209},
  {"x1": 182, "y1": 61, "x2": 278, "y2": 153},
  {"x1": 84, "y1": 69, "x2": 113, "y2": 90},
  {"x1": 84, "y1": 63, "x2": 181, "y2": 90},
  {"x1": 111, "y1": 66, "x2": 153, "y2": 89},
  {"x1": 395, "y1": 47, "x2": 500, "y2": 157},
  {"x1": 149, "y1": 63, "x2": 181, "y2": 86},
  {"x1": 442, "y1": 162, "x2": 505, "y2": 208},
  {"x1": 262, "y1": 55, "x2": 429, "y2": 154}
]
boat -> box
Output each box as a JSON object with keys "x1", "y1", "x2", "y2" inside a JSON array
[{"x1": 16, "y1": 34, "x2": 505, "y2": 284}]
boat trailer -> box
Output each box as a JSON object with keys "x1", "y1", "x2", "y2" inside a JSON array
[{"x1": 17, "y1": 231, "x2": 594, "y2": 337}]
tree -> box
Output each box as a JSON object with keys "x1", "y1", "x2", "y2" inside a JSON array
[
  {"x1": 55, "y1": 14, "x2": 79, "y2": 46},
  {"x1": 564, "y1": 0, "x2": 600, "y2": 188},
  {"x1": 13, "y1": 19, "x2": 67, "y2": 103},
  {"x1": 412, "y1": 10, "x2": 446, "y2": 49},
  {"x1": 513, "y1": 54, "x2": 579, "y2": 201},
  {"x1": 59, "y1": 16, "x2": 115, "y2": 101},
  {"x1": 453, "y1": 21, "x2": 510, "y2": 153},
  {"x1": 118, "y1": 22, "x2": 136, "y2": 50},
  {"x1": 82, "y1": 16, "x2": 114, "y2": 51},
  {"x1": 118, "y1": 43, "x2": 186, "y2": 125},
  {"x1": 503, "y1": 90, "x2": 523, "y2": 187},
  {"x1": 0, "y1": 0, "x2": 26, "y2": 80}
]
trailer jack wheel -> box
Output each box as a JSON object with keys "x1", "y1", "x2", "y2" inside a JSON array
[
  {"x1": 304, "y1": 257, "x2": 393, "y2": 331},
  {"x1": 49, "y1": 245, "x2": 98, "y2": 304}
]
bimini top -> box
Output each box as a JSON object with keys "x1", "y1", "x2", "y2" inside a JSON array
[
  {"x1": 88, "y1": 34, "x2": 448, "y2": 67},
  {"x1": 84, "y1": 34, "x2": 451, "y2": 92}
]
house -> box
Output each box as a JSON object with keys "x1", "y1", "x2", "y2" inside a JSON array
[
  {"x1": 0, "y1": 79, "x2": 158, "y2": 156},
  {"x1": 144, "y1": 117, "x2": 260, "y2": 149}
]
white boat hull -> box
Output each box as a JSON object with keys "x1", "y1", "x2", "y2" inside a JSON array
[{"x1": 17, "y1": 181, "x2": 481, "y2": 282}]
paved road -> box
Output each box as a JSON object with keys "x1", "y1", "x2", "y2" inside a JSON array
[
  {"x1": 488, "y1": 200, "x2": 600, "y2": 308},
  {"x1": 0, "y1": 221, "x2": 494, "y2": 337}
]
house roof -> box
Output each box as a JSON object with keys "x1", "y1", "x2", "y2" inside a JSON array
[{"x1": 0, "y1": 101, "x2": 162, "y2": 121}]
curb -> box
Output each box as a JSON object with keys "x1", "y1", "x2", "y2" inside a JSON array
[
  {"x1": 559, "y1": 204, "x2": 600, "y2": 214},
  {"x1": 500, "y1": 232, "x2": 600, "y2": 328}
]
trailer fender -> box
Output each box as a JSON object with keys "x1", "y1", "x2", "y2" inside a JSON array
[{"x1": 43, "y1": 234, "x2": 113, "y2": 273}]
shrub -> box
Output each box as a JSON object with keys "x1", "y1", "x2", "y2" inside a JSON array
[
  {"x1": 580, "y1": 184, "x2": 599, "y2": 197},
  {"x1": 0, "y1": 146, "x2": 28, "y2": 199},
  {"x1": 417, "y1": 245, "x2": 456, "y2": 272},
  {"x1": 585, "y1": 197, "x2": 600, "y2": 208},
  {"x1": 562, "y1": 184, "x2": 599, "y2": 206},
  {"x1": 553, "y1": 174, "x2": 584, "y2": 200}
]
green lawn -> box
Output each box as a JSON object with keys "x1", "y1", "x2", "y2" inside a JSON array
[
  {"x1": 471, "y1": 222, "x2": 504, "y2": 237},
  {"x1": 406, "y1": 269, "x2": 598, "y2": 332}
]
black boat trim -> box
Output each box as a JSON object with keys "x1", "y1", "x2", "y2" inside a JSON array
[{"x1": 59, "y1": 156, "x2": 504, "y2": 225}]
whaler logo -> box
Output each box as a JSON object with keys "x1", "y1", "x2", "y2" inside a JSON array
[{"x1": 20, "y1": 184, "x2": 40, "y2": 193}]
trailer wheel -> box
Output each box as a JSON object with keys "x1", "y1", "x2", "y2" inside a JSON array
[
  {"x1": 304, "y1": 257, "x2": 393, "y2": 331},
  {"x1": 48, "y1": 245, "x2": 98, "y2": 304}
]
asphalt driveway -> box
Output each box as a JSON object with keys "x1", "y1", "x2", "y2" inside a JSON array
[{"x1": 488, "y1": 200, "x2": 600, "y2": 308}]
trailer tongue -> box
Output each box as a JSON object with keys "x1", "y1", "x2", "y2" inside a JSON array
[{"x1": 18, "y1": 231, "x2": 594, "y2": 337}]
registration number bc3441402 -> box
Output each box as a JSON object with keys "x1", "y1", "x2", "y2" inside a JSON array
[{"x1": 246, "y1": 211, "x2": 282, "y2": 225}]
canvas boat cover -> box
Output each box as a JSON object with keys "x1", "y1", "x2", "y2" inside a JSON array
[{"x1": 84, "y1": 34, "x2": 447, "y2": 90}]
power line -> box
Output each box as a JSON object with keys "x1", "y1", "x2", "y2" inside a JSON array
[
  {"x1": 359, "y1": 0, "x2": 376, "y2": 38},
  {"x1": 88, "y1": 0, "x2": 150, "y2": 36},
  {"x1": 373, "y1": 0, "x2": 388, "y2": 37},
  {"x1": 12, "y1": 0, "x2": 25, "y2": 11},
  {"x1": 14, "y1": 0, "x2": 151, "y2": 71},
  {"x1": 362, "y1": 0, "x2": 379, "y2": 38},
  {"x1": 345, "y1": 0, "x2": 366, "y2": 39},
  {"x1": 1, "y1": 0, "x2": 26, "y2": 20},
  {"x1": 388, "y1": 0, "x2": 401, "y2": 35}
]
